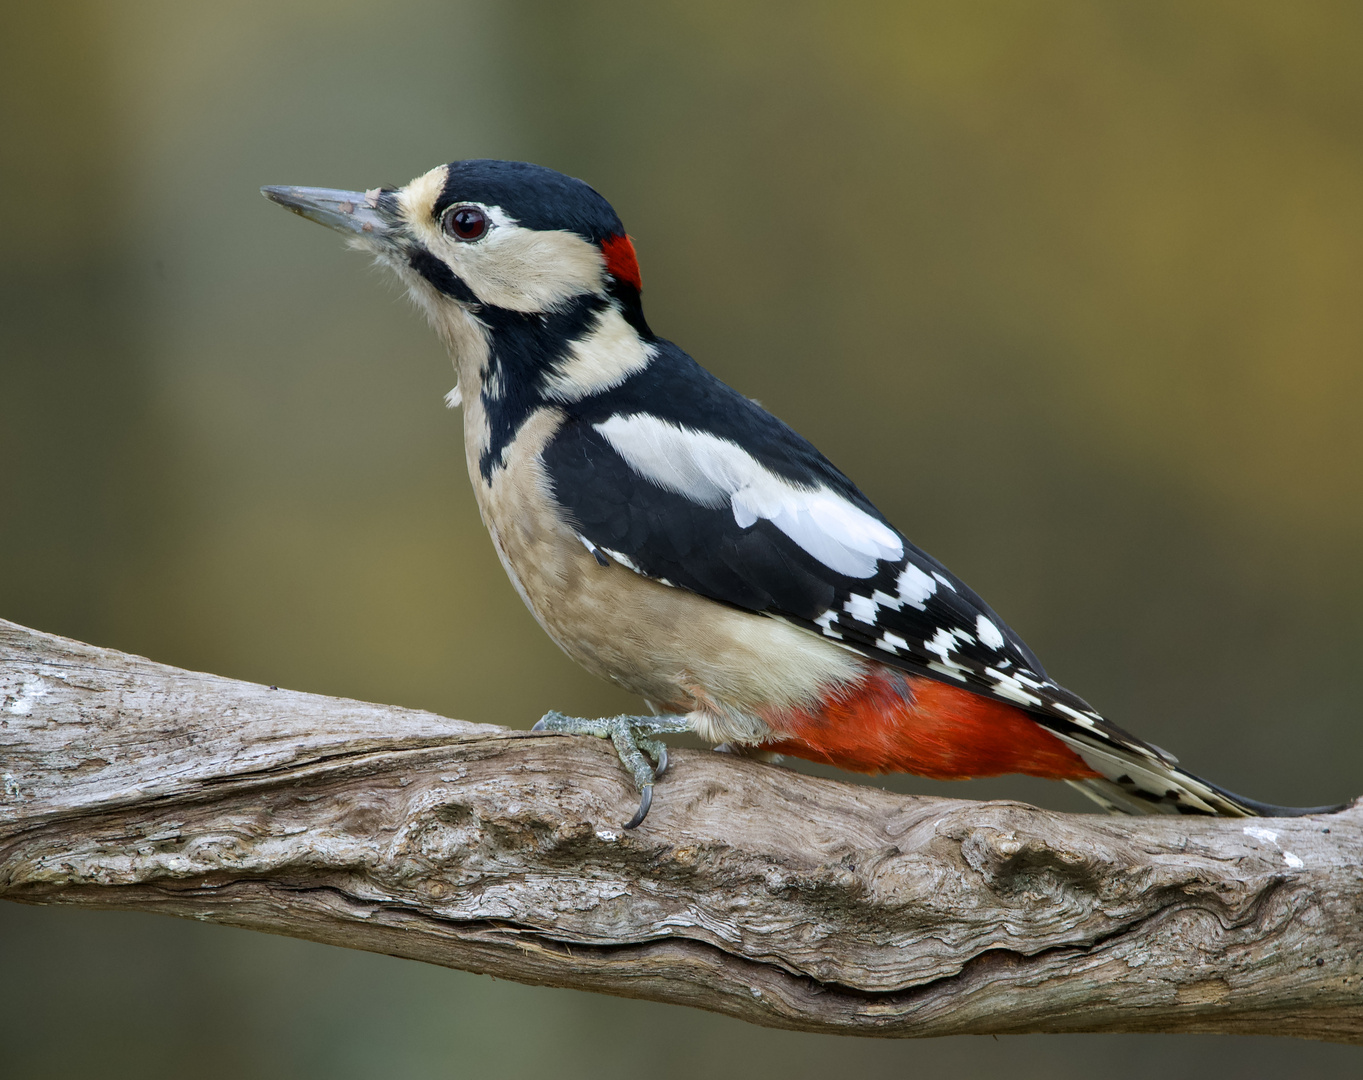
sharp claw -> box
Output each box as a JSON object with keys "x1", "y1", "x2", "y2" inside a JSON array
[
  {"x1": 532, "y1": 713, "x2": 684, "y2": 827},
  {"x1": 531, "y1": 711, "x2": 563, "y2": 732},
  {"x1": 624, "y1": 785, "x2": 653, "y2": 830}
]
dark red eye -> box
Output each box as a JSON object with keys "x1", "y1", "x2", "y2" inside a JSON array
[{"x1": 442, "y1": 205, "x2": 488, "y2": 241}]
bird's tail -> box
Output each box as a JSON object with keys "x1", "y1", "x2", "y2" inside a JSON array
[
  {"x1": 1063, "y1": 757, "x2": 1347, "y2": 818},
  {"x1": 1023, "y1": 700, "x2": 1350, "y2": 817}
]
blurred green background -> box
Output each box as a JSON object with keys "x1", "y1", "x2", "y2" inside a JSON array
[{"x1": 3, "y1": 1, "x2": 1360, "y2": 1075}]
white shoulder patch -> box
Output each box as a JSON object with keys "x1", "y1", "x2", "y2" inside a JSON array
[{"x1": 593, "y1": 413, "x2": 903, "y2": 578}]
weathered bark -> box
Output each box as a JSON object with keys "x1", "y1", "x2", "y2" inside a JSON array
[{"x1": 1, "y1": 618, "x2": 1359, "y2": 1042}]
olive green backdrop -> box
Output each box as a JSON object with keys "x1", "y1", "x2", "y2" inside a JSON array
[{"x1": 2, "y1": 2, "x2": 1360, "y2": 1076}]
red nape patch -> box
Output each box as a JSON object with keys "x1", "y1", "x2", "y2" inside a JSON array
[
  {"x1": 759, "y1": 666, "x2": 1099, "y2": 781},
  {"x1": 601, "y1": 233, "x2": 642, "y2": 291}
]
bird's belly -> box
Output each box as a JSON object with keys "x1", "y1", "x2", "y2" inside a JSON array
[{"x1": 468, "y1": 407, "x2": 863, "y2": 743}]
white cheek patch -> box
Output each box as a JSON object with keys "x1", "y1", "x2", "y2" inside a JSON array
[
  {"x1": 461, "y1": 224, "x2": 606, "y2": 311},
  {"x1": 394, "y1": 167, "x2": 605, "y2": 313},
  {"x1": 593, "y1": 414, "x2": 903, "y2": 578}
]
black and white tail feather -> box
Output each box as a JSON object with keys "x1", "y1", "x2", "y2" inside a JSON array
[{"x1": 1057, "y1": 739, "x2": 1342, "y2": 819}]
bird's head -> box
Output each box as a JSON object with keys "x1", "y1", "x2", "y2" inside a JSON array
[{"x1": 263, "y1": 160, "x2": 647, "y2": 367}]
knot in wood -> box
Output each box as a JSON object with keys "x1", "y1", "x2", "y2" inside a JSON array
[{"x1": 961, "y1": 826, "x2": 1107, "y2": 894}]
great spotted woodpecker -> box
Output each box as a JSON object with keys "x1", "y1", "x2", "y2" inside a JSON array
[{"x1": 264, "y1": 160, "x2": 1341, "y2": 828}]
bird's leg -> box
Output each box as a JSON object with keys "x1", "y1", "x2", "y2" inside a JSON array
[{"x1": 531, "y1": 711, "x2": 692, "y2": 828}]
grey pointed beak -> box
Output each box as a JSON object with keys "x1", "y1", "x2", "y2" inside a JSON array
[{"x1": 261, "y1": 185, "x2": 393, "y2": 238}]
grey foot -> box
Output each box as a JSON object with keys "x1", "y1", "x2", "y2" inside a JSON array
[{"x1": 532, "y1": 711, "x2": 691, "y2": 828}]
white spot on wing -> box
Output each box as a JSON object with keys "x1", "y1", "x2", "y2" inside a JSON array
[
  {"x1": 975, "y1": 615, "x2": 1005, "y2": 650},
  {"x1": 924, "y1": 627, "x2": 974, "y2": 675},
  {"x1": 844, "y1": 594, "x2": 878, "y2": 624},
  {"x1": 984, "y1": 667, "x2": 1044, "y2": 707},
  {"x1": 601, "y1": 547, "x2": 642, "y2": 573},
  {"x1": 896, "y1": 563, "x2": 937, "y2": 608},
  {"x1": 1048, "y1": 699, "x2": 1102, "y2": 731},
  {"x1": 877, "y1": 631, "x2": 909, "y2": 653},
  {"x1": 594, "y1": 414, "x2": 903, "y2": 578}
]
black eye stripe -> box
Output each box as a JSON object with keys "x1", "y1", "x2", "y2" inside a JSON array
[{"x1": 442, "y1": 204, "x2": 488, "y2": 241}]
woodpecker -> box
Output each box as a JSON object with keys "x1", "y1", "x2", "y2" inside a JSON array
[{"x1": 264, "y1": 160, "x2": 1341, "y2": 828}]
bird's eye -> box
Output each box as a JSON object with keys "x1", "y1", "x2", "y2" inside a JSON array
[{"x1": 442, "y1": 205, "x2": 488, "y2": 242}]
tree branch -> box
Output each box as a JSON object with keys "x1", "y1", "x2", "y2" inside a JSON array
[{"x1": 1, "y1": 618, "x2": 1359, "y2": 1042}]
